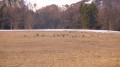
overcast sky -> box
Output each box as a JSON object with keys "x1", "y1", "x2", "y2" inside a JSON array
[{"x1": 25, "y1": 0, "x2": 81, "y2": 9}]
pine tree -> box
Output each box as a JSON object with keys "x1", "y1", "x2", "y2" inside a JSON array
[{"x1": 80, "y1": 3, "x2": 98, "y2": 29}]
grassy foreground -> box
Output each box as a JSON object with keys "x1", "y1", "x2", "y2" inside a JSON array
[{"x1": 0, "y1": 31, "x2": 120, "y2": 67}]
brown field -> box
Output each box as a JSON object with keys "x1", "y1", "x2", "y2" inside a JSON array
[{"x1": 0, "y1": 31, "x2": 120, "y2": 67}]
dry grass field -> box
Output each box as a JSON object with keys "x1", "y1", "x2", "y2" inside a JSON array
[{"x1": 0, "y1": 31, "x2": 120, "y2": 67}]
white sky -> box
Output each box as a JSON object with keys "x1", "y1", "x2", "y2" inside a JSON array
[{"x1": 25, "y1": 0, "x2": 81, "y2": 9}]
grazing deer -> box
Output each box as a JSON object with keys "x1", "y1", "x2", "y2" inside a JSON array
[
  {"x1": 82, "y1": 35, "x2": 85, "y2": 37},
  {"x1": 36, "y1": 34, "x2": 39, "y2": 36},
  {"x1": 24, "y1": 35, "x2": 26, "y2": 37},
  {"x1": 72, "y1": 36, "x2": 74, "y2": 38},
  {"x1": 69, "y1": 31, "x2": 72, "y2": 33}
]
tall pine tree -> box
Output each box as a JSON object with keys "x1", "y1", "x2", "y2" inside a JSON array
[{"x1": 80, "y1": 3, "x2": 98, "y2": 29}]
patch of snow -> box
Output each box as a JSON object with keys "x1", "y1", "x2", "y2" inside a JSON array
[{"x1": 0, "y1": 29, "x2": 120, "y2": 34}]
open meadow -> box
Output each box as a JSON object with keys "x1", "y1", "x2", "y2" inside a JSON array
[{"x1": 0, "y1": 30, "x2": 120, "y2": 67}]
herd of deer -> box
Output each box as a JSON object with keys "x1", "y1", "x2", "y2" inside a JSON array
[{"x1": 24, "y1": 31, "x2": 95, "y2": 38}]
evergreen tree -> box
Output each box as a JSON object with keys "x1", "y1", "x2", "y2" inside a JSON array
[{"x1": 80, "y1": 3, "x2": 98, "y2": 29}]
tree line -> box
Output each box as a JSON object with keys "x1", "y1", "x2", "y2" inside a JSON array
[
  {"x1": 0, "y1": 0, "x2": 34, "y2": 29},
  {"x1": 0, "y1": 0, "x2": 120, "y2": 31}
]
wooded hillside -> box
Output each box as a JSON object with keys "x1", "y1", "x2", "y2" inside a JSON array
[{"x1": 0, "y1": 0, "x2": 120, "y2": 31}]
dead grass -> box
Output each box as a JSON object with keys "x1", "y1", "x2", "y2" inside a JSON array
[{"x1": 0, "y1": 31, "x2": 120, "y2": 67}]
